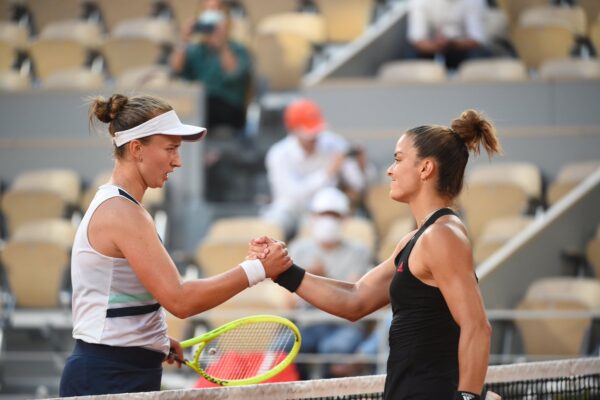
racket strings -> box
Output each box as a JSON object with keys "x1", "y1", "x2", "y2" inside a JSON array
[{"x1": 197, "y1": 322, "x2": 296, "y2": 381}]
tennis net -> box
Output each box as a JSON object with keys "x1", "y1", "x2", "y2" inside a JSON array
[{"x1": 51, "y1": 357, "x2": 600, "y2": 399}]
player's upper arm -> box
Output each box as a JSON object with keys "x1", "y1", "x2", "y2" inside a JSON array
[
  {"x1": 420, "y1": 223, "x2": 487, "y2": 328},
  {"x1": 105, "y1": 199, "x2": 183, "y2": 306}
]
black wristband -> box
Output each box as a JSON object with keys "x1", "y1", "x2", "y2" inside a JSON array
[
  {"x1": 274, "y1": 264, "x2": 306, "y2": 292},
  {"x1": 454, "y1": 391, "x2": 481, "y2": 400}
]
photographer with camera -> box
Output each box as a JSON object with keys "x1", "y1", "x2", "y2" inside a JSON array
[
  {"x1": 262, "y1": 98, "x2": 376, "y2": 237},
  {"x1": 170, "y1": 0, "x2": 251, "y2": 134}
]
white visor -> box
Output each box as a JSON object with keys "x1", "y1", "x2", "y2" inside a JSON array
[{"x1": 113, "y1": 110, "x2": 207, "y2": 147}]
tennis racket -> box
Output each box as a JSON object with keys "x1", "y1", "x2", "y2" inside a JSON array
[{"x1": 171, "y1": 315, "x2": 301, "y2": 386}]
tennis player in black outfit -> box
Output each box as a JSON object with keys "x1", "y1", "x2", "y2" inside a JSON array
[{"x1": 251, "y1": 109, "x2": 501, "y2": 399}]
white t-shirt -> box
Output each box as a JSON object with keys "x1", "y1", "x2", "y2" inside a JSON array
[
  {"x1": 407, "y1": 0, "x2": 487, "y2": 44},
  {"x1": 263, "y1": 131, "x2": 370, "y2": 232}
]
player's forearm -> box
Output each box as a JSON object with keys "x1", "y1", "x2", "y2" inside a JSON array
[
  {"x1": 457, "y1": 320, "x2": 492, "y2": 393},
  {"x1": 295, "y1": 273, "x2": 367, "y2": 321},
  {"x1": 167, "y1": 267, "x2": 249, "y2": 318}
]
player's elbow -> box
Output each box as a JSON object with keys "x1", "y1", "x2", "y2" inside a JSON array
[
  {"x1": 465, "y1": 318, "x2": 492, "y2": 342},
  {"x1": 163, "y1": 299, "x2": 194, "y2": 319}
]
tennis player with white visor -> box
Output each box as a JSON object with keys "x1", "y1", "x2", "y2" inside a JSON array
[{"x1": 59, "y1": 93, "x2": 292, "y2": 397}]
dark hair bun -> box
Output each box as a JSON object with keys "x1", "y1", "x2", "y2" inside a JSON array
[
  {"x1": 91, "y1": 94, "x2": 129, "y2": 124},
  {"x1": 451, "y1": 109, "x2": 501, "y2": 156}
]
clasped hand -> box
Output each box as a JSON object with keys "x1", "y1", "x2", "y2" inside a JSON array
[{"x1": 247, "y1": 237, "x2": 292, "y2": 279}]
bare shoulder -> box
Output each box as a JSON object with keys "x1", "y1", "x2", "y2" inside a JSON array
[
  {"x1": 92, "y1": 196, "x2": 154, "y2": 233},
  {"x1": 423, "y1": 214, "x2": 469, "y2": 245},
  {"x1": 419, "y1": 215, "x2": 472, "y2": 270}
]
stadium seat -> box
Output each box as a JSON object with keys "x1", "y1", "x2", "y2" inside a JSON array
[
  {"x1": 12, "y1": 218, "x2": 76, "y2": 249},
  {"x1": 495, "y1": 0, "x2": 550, "y2": 27},
  {"x1": 591, "y1": 20, "x2": 600, "y2": 55},
  {"x1": 473, "y1": 215, "x2": 534, "y2": 264},
  {"x1": 164, "y1": 0, "x2": 199, "y2": 30},
  {"x1": 0, "y1": 70, "x2": 31, "y2": 91},
  {"x1": 519, "y1": 5, "x2": 587, "y2": 36},
  {"x1": 457, "y1": 58, "x2": 529, "y2": 82},
  {"x1": 39, "y1": 20, "x2": 104, "y2": 49},
  {"x1": 28, "y1": 38, "x2": 89, "y2": 81},
  {"x1": 539, "y1": 58, "x2": 600, "y2": 80},
  {"x1": 195, "y1": 217, "x2": 284, "y2": 277},
  {"x1": 93, "y1": 0, "x2": 157, "y2": 32},
  {"x1": 586, "y1": 227, "x2": 600, "y2": 279},
  {"x1": 365, "y1": 183, "x2": 412, "y2": 240},
  {"x1": 459, "y1": 162, "x2": 542, "y2": 242},
  {"x1": 515, "y1": 277, "x2": 600, "y2": 356},
  {"x1": 101, "y1": 37, "x2": 163, "y2": 78},
  {"x1": 377, "y1": 60, "x2": 448, "y2": 83},
  {"x1": 0, "y1": 39, "x2": 15, "y2": 72},
  {"x1": 511, "y1": 25, "x2": 575, "y2": 70},
  {"x1": 112, "y1": 17, "x2": 177, "y2": 45},
  {"x1": 547, "y1": 160, "x2": 600, "y2": 206},
  {"x1": 578, "y1": 0, "x2": 600, "y2": 30},
  {"x1": 237, "y1": 0, "x2": 299, "y2": 31},
  {"x1": 205, "y1": 217, "x2": 284, "y2": 241},
  {"x1": 115, "y1": 64, "x2": 172, "y2": 89},
  {"x1": 1, "y1": 169, "x2": 81, "y2": 235},
  {"x1": 20, "y1": 0, "x2": 82, "y2": 34},
  {"x1": 376, "y1": 217, "x2": 414, "y2": 263},
  {"x1": 252, "y1": 31, "x2": 312, "y2": 91},
  {"x1": 41, "y1": 68, "x2": 104, "y2": 89},
  {"x1": 0, "y1": 219, "x2": 75, "y2": 308},
  {"x1": 0, "y1": 22, "x2": 29, "y2": 49},
  {"x1": 257, "y1": 12, "x2": 327, "y2": 47},
  {"x1": 314, "y1": 0, "x2": 374, "y2": 43}
]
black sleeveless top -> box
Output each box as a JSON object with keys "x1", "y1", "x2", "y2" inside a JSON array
[{"x1": 384, "y1": 208, "x2": 461, "y2": 400}]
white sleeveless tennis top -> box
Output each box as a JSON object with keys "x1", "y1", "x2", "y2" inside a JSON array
[{"x1": 71, "y1": 184, "x2": 169, "y2": 354}]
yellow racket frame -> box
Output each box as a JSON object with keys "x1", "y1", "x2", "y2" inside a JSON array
[{"x1": 178, "y1": 315, "x2": 301, "y2": 386}]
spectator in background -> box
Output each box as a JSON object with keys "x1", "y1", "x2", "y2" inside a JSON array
[
  {"x1": 287, "y1": 187, "x2": 373, "y2": 379},
  {"x1": 404, "y1": 0, "x2": 491, "y2": 70},
  {"x1": 170, "y1": 0, "x2": 251, "y2": 134},
  {"x1": 262, "y1": 98, "x2": 375, "y2": 237}
]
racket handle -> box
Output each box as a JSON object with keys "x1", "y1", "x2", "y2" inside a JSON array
[{"x1": 167, "y1": 350, "x2": 187, "y2": 364}]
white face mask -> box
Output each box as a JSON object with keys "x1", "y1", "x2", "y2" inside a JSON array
[{"x1": 311, "y1": 216, "x2": 343, "y2": 244}]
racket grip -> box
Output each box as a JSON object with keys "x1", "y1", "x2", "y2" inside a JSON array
[
  {"x1": 275, "y1": 263, "x2": 306, "y2": 292},
  {"x1": 167, "y1": 350, "x2": 186, "y2": 364}
]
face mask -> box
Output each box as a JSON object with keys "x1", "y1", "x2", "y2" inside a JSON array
[{"x1": 311, "y1": 216, "x2": 343, "y2": 244}]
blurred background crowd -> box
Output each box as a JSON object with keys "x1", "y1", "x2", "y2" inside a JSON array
[{"x1": 0, "y1": 0, "x2": 599, "y2": 397}]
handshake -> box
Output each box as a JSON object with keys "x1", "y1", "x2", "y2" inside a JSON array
[{"x1": 239, "y1": 237, "x2": 305, "y2": 293}]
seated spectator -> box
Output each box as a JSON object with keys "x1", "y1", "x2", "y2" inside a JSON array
[
  {"x1": 262, "y1": 98, "x2": 375, "y2": 236},
  {"x1": 170, "y1": 0, "x2": 252, "y2": 134},
  {"x1": 404, "y1": 0, "x2": 491, "y2": 70},
  {"x1": 287, "y1": 187, "x2": 374, "y2": 379}
]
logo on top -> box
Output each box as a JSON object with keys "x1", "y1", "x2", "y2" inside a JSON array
[{"x1": 397, "y1": 261, "x2": 404, "y2": 273}]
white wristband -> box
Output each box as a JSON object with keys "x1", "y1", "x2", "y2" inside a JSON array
[{"x1": 240, "y1": 259, "x2": 266, "y2": 287}]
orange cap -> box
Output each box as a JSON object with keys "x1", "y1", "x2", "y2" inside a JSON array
[{"x1": 284, "y1": 99, "x2": 325, "y2": 135}]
